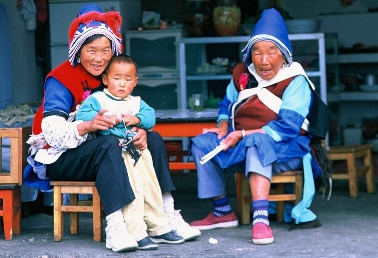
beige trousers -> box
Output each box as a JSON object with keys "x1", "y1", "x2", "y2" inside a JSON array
[{"x1": 121, "y1": 149, "x2": 171, "y2": 241}]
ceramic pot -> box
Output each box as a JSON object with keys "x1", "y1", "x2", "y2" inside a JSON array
[{"x1": 212, "y1": 0, "x2": 241, "y2": 36}]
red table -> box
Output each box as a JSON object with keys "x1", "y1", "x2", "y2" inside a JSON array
[{"x1": 152, "y1": 109, "x2": 217, "y2": 170}]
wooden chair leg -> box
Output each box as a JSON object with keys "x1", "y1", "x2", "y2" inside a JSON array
[
  {"x1": 11, "y1": 187, "x2": 21, "y2": 235},
  {"x1": 346, "y1": 153, "x2": 358, "y2": 198},
  {"x1": 236, "y1": 173, "x2": 251, "y2": 225},
  {"x1": 241, "y1": 177, "x2": 251, "y2": 225},
  {"x1": 1, "y1": 187, "x2": 21, "y2": 240},
  {"x1": 236, "y1": 173, "x2": 242, "y2": 217},
  {"x1": 2, "y1": 191, "x2": 13, "y2": 240},
  {"x1": 275, "y1": 184, "x2": 285, "y2": 222},
  {"x1": 294, "y1": 173, "x2": 303, "y2": 204},
  {"x1": 70, "y1": 194, "x2": 79, "y2": 235},
  {"x1": 53, "y1": 186, "x2": 63, "y2": 242},
  {"x1": 92, "y1": 187, "x2": 102, "y2": 242},
  {"x1": 364, "y1": 150, "x2": 376, "y2": 194}
]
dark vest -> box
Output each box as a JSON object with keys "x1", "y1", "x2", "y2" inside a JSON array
[
  {"x1": 233, "y1": 77, "x2": 297, "y2": 131},
  {"x1": 231, "y1": 62, "x2": 330, "y2": 139}
]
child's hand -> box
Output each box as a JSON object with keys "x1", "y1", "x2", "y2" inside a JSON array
[
  {"x1": 107, "y1": 114, "x2": 121, "y2": 123},
  {"x1": 123, "y1": 115, "x2": 140, "y2": 127}
]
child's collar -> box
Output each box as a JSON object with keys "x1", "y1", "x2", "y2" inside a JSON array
[{"x1": 103, "y1": 88, "x2": 130, "y2": 101}]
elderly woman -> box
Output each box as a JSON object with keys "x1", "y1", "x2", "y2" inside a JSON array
[
  {"x1": 24, "y1": 4, "x2": 199, "y2": 252},
  {"x1": 190, "y1": 8, "x2": 327, "y2": 245}
]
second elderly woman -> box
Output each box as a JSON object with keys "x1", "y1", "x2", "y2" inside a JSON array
[{"x1": 189, "y1": 8, "x2": 326, "y2": 245}]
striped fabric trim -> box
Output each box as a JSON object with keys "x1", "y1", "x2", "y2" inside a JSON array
[
  {"x1": 253, "y1": 210, "x2": 270, "y2": 226},
  {"x1": 68, "y1": 22, "x2": 122, "y2": 66},
  {"x1": 252, "y1": 218, "x2": 270, "y2": 226},
  {"x1": 253, "y1": 210, "x2": 268, "y2": 217},
  {"x1": 242, "y1": 34, "x2": 293, "y2": 66}
]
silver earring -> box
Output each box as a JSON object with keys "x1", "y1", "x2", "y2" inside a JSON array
[{"x1": 76, "y1": 56, "x2": 81, "y2": 63}]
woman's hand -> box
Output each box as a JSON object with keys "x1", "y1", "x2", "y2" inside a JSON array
[
  {"x1": 221, "y1": 130, "x2": 243, "y2": 150},
  {"x1": 77, "y1": 109, "x2": 119, "y2": 135},
  {"x1": 221, "y1": 128, "x2": 266, "y2": 150},
  {"x1": 203, "y1": 120, "x2": 229, "y2": 139},
  {"x1": 131, "y1": 127, "x2": 147, "y2": 150}
]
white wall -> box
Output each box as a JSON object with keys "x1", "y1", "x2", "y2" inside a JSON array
[
  {"x1": 1, "y1": 1, "x2": 42, "y2": 105},
  {"x1": 259, "y1": 0, "x2": 378, "y2": 18},
  {"x1": 258, "y1": 0, "x2": 378, "y2": 48}
]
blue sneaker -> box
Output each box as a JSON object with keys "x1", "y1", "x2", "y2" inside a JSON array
[
  {"x1": 137, "y1": 237, "x2": 158, "y2": 250},
  {"x1": 150, "y1": 231, "x2": 184, "y2": 244}
]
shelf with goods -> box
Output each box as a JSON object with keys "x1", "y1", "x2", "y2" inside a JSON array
[
  {"x1": 178, "y1": 33, "x2": 328, "y2": 109},
  {"x1": 125, "y1": 29, "x2": 183, "y2": 110},
  {"x1": 326, "y1": 49, "x2": 378, "y2": 146},
  {"x1": 327, "y1": 52, "x2": 378, "y2": 102},
  {"x1": 339, "y1": 53, "x2": 378, "y2": 64},
  {"x1": 178, "y1": 36, "x2": 249, "y2": 109}
]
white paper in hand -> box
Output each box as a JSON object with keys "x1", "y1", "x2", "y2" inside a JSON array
[{"x1": 200, "y1": 143, "x2": 225, "y2": 165}]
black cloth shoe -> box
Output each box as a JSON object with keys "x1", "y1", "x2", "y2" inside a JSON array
[
  {"x1": 150, "y1": 231, "x2": 184, "y2": 244},
  {"x1": 289, "y1": 218, "x2": 322, "y2": 231},
  {"x1": 137, "y1": 237, "x2": 158, "y2": 250}
]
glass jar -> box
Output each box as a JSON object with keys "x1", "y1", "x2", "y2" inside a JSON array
[
  {"x1": 184, "y1": 0, "x2": 214, "y2": 37},
  {"x1": 213, "y1": 0, "x2": 241, "y2": 36}
]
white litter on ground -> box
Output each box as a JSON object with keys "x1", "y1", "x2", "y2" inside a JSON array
[{"x1": 209, "y1": 237, "x2": 218, "y2": 244}]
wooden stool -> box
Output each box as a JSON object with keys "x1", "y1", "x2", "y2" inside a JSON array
[
  {"x1": 236, "y1": 171, "x2": 303, "y2": 225},
  {"x1": 50, "y1": 181, "x2": 103, "y2": 242},
  {"x1": 0, "y1": 127, "x2": 31, "y2": 185},
  {"x1": 327, "y1": 144, "x2": 376, "y2": 198},
  {"x1": 0, "y1": 126, "x2": 31, "y2": 240},
  {"x1": 0, "y1": 184, "x2": 21, "y2": 240}
]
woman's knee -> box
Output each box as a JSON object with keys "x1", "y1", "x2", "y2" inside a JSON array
[
  {"x1": 147, "y1": 131, "x2": 164, "y2": 145},
  {"x1": 147, "y1": 131, "x2": 166, "y2": 153},
  {"x1": 96, "y1": 135, "x2": 119, "y2": 145},
  {"x1": 93, "y1": 135, "x2": 122, "y2": 155},
  {"x1": 247, "y1": 171, "x2": 272, "y2": 183},
  {"x1": 190, "y1": 143, "x2": 202, "y2": 157}
]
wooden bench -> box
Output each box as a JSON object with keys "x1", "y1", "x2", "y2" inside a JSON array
[{"x1": 327, "y1": 144, "x2": 376, "y2": 198}]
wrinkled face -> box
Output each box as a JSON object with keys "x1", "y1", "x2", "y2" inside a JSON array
[
  {"x1": 78, "y1": 36, "x2": 113, "y2": 77},
  {"x1": 251, "y1": 41, "x2": 286, "y2": 81},
  {"x1": 102, "y1": 61, "x2": 138, "y2": 98}
]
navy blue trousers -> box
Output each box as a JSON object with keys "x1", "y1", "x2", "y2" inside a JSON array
[{"x1": 47, "y1": 132, "x2": 175, "y2": 216}]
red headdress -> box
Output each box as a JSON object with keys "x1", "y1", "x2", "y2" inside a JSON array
[{"x1": 67, "y1": 4, "x2": 123, "y2": 66}]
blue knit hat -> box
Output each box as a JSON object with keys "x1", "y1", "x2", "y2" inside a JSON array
[
  {"x1": 241, "y1": 8, "x2": 292, "y2": 67},
  {"x1": 68, "y1": 4, "x2": 123, "y2": 66}
]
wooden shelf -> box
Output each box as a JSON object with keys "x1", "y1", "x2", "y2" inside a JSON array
[
  {"x1": 328, "y1": 92, "x2": 378, "y2": 102},
  {"x1": 338, "y1": 53, "x2": 378, "y2": 64}
]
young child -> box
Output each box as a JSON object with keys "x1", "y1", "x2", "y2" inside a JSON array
[{"x1": 76, "y1": 55, "x2": 184, "y2": 250}]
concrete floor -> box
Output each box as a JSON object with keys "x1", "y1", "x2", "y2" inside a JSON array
[{"x1": 1, "y1": 171, "x2": 377, "y2": 258}]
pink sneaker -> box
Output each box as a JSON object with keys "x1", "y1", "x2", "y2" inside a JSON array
[
  {"x1": 190, "y1": 212, "x2": 239, "y2": 230},
  {"x1": 252, "y1": 223, "x2": 274, "y2": 245}
]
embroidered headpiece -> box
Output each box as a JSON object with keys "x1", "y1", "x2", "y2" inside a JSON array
[
  {"x1": 68, "y1": 4, "x2": 123, "y2": 66},
  {"x1": 241, "y1": 8, "x2": 292, "y2": 67}
]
